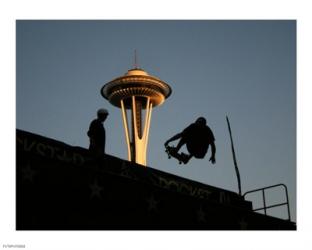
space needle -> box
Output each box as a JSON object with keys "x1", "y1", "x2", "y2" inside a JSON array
[{"x1": 101, "y1": 55, "x2": 172, "y2": 166}]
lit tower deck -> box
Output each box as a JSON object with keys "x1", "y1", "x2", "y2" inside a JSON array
[{"x1": 101, "y1": 67, "x2": 171, "y2": 166}]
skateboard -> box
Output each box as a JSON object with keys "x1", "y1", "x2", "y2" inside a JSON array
[{"x1": 165, "y1": 145, "x2": 189, "y2": 164}]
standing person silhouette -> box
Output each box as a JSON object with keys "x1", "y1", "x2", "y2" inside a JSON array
[
  {"x1": 164, "y1": 117, "x2": 216, "y2": 164},
  {"x1": 87, "y1": 109, "x2": 109, "y2": 156}
]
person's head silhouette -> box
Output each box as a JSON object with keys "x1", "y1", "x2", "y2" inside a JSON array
[
  {"x1": 195, "y1": 117, "x2": 206, "y2": 125},
  {"x1": 97, "y1": 108, "x2": 109, "y2": 122}
]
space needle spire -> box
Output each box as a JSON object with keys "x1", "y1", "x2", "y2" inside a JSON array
[
  {"x1": 134, "y1": 49, "x2": 138, "y2": 69},
  {"x1": 101, "y1": 56, "x2": 172, "y2": 166}
]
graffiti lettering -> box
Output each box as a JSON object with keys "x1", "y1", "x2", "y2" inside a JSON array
[
  {"x1": 17, "y1": 137, "x2": 85, "y2": 166},
  {"x1": 24, "y1": 139, "x2": 36, "y2": 152},
  {"x1": 37, "y1": 143, "x2": 46, "y2": 156},
  {"x1": 219, "y1": 191, "x2": 231, "y2": 204},
  {"x1": 154, "y1": 175, "x2": 212, "y2": 200}
]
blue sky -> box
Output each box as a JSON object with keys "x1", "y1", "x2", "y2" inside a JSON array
[{"x1": 16, "y1": 20, "x2": 296, "y2": 221}]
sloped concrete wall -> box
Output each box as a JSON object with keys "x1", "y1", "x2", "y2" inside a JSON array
[{"x1": 16, "y1": 129, "x2": 295, "y2": 230}]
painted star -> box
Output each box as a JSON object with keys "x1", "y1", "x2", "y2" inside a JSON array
[
  {"x1": 120, "y1": 161, "x2": 131, "y2": 178},
  {"x1": 22, "y1": 164, "x2": 36, "y2": 182},
  {"x1": 89, "y1": 179, "x2": 104, "y2": 199},
  {"x1": 146, "y1": 194, "x2": 159, "y2": 212},
  {"x1": 196, "y1": 206, "x2": 206, "y2": 223}
]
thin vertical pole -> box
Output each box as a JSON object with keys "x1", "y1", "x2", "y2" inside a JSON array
[
  {"x1": 226, "y1": 116, "x2": 242, "y2": 196},
  {"x1": 262, "y1": 189, "x2": 267, "y2": 215}
]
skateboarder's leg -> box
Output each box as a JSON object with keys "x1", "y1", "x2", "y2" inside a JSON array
[
  {"x1": 183, "y1": 153, "x2": 193, "y2": 164},
  {"x1": 175, "y1": 136, "x2": 187, "y2": 152}
]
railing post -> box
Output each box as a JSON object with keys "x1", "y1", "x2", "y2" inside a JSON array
[
  {"x1": 282, "y1": 184, "x2": 291, "y2": 221},
  {"x1": 262, "y1": 189, "x2": 267, "y2": 216}
]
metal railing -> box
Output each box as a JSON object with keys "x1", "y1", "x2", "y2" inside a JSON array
[{"x1": 243, "y1": 184, "x2": 291, "y2": 221}]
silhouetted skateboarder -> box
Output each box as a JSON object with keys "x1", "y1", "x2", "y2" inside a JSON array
[
  {"x1": 164, "y1": 117, "x2": 216, "y2": 165},
  {"x1": 87, "y1": 108, "x2": 109, "y2": 156}
]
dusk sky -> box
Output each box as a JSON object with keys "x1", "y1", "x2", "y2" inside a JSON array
[{"x1": 16, "y1": 20, "x2": 296, "y2": 221}]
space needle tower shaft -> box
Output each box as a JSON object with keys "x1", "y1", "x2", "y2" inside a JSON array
[{"x1": 101, "y1": 61, "x2": 171, "y2": 166}]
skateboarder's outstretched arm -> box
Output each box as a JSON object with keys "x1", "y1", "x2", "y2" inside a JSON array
[
  {"x1": 209, "y1": 141, "x2": 216, "y2": 164},
  {"x1": 165, "y1": 132, "x2": 188, "y2": 154},
  {"x1": 164, "y1": 133, "x2": 182, "y2": 146}
]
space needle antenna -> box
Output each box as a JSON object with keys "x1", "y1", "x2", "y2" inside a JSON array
[{"x1": 134, "y1": 49, "x2": 138, "y2": 69}]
